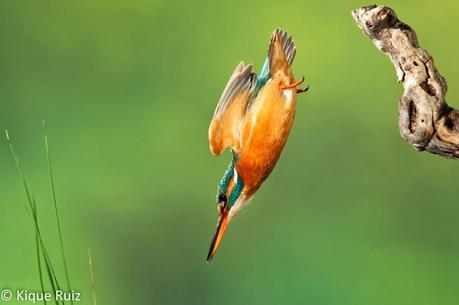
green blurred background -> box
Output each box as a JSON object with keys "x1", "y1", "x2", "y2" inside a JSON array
[{"x1": 1, "y1": 0, "x2": 459, "y2": 304}]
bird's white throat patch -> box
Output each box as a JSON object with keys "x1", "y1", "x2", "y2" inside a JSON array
[{"x1": 228, "y1": 196, "x2": 251, "y2": 221}]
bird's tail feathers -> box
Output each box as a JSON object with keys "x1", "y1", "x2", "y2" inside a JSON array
[{"x1": 268, "y1": 28, "x2": 296, "y2": 77}]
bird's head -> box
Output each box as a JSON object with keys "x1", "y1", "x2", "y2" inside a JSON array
[{"x1": 207, "y1": 160, "x2": 245, "y2": 262}]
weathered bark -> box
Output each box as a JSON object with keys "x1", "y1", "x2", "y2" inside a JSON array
[{"x1": 352, "y1": 5, "x2": 459, "y2": 159}]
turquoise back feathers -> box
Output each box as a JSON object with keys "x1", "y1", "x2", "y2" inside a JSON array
[{"x1": 250, "y1": 58, "x2": 270, "y2": 100}]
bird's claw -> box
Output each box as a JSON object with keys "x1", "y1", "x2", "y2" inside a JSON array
[
  {"x1": 280, "y1": 76, "x2": 305, "y2": 90},
  {"x1": 296, "y1": 85, "x2": 309, "y2": 94}
]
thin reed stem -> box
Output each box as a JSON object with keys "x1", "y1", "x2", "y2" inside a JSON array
[{"x1": 42, "y1": 120, "x2": 73, "y2": 305}]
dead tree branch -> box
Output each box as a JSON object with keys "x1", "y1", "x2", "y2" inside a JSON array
[{"x1": 352, "y1": 5, "x2": 459, "y2": 159}]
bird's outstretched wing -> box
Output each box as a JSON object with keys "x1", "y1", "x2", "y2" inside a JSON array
[{"x1": 209, "y1": 61, "x2": 256, "y2": 155}]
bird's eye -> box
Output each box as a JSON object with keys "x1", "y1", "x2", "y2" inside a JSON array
[{"x1": 218, "y1": 193, "x2": 227, "y2": 203}]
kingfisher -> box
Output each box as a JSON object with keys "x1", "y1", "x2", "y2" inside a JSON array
[{"x1": 207, "y1": 29, "x2": 308, "y2": 261}]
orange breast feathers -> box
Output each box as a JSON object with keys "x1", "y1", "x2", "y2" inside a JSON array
[{"x1": 236, "y1": 78, "x2": 298, "y2": 196}]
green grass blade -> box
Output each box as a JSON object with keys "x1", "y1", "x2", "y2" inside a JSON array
[
  {"x1": 35, "y1": 233, "x2": 47, "y2": 305},
  {"x1": 88, "y1": 249, "x2": 97, "y2": 305},
  {"x1": 32, "y1": 197, "x2": 47, "y2": 305},
  {"x1": 42, "y1": 120, "x2": 72, "y2": 305},
  {"x1": 31, "y1": 201, "x2": 63, "y2": 304},
  {"x1": 6, "y1": 130, "x2": 61, "y2": 305},
  {"x1": 31, "y1": 201, "x2": 63, "y2": 305},
  {"x1": 6, "y1": 130, "x2": 33, "y2": 213}
]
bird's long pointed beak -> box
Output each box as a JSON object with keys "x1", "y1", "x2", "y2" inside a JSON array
[{"x1": 207, "y1": 209, "x2": 229, "y2": 262}]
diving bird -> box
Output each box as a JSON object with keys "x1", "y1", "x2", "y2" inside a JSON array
[{"x1": 207, "y1": 29, "x2": 307, "y2": 261}]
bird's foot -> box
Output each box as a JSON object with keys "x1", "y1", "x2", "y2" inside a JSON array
[{"x1": 280, "y1": 76, "x2": 305, "y2": 90}]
